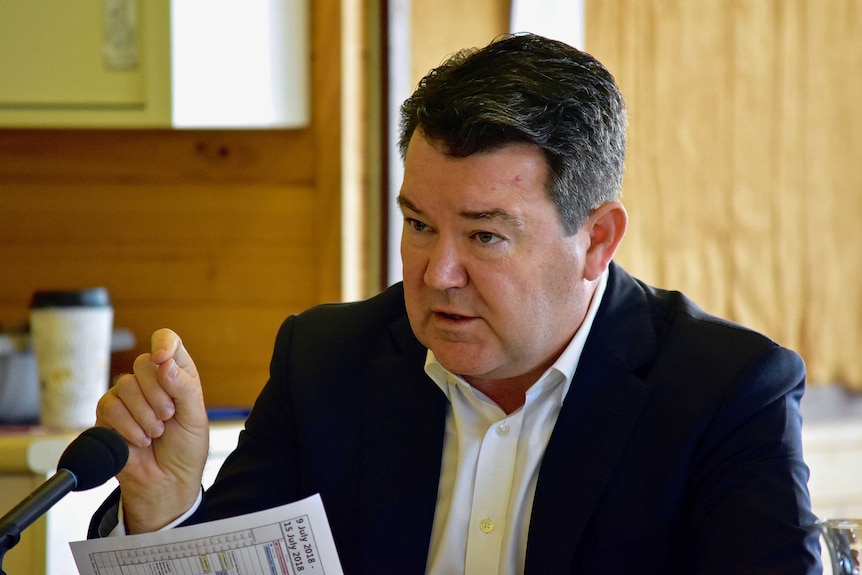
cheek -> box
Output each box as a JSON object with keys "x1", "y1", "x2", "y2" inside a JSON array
[
  {"x1": 497, "y1": 255, "x2": 584, "y2": 330},
  {"x1": 478, "y1": 273, "x2": 546, "y2": 335},
  {"x1": 401, "y1": 271, "x2": 423, "y2": 315},
  {"x1": 508, "y1": 288, "x2": 557, "y2": 335},
  {"x1": 400, "y1": 247, "x2": 425, "y2": 284},
  {"x1": 400, "y1": 256, "x2": 429, "y2": 323}
]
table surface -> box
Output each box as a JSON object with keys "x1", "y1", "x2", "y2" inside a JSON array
[{"x1": 0, "y1": 420, "x2": 245, "y2": 474}]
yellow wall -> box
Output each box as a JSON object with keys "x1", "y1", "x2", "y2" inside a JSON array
[
  {"x1": 588, "y1": 0, "x2": 862, "y2": 388},
  {"x1": 410, "y1": 0, "x2": 510, "y2": 88}
]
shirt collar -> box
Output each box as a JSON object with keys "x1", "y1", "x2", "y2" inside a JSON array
[{"x1": 425, "y1": 267, "x2": 610, "y2": 401}]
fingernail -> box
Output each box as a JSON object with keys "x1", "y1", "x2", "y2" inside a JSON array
[
  {"x1": 161, "y1": 403, "x2": 176, "y2": 420},
  {"x1": 167, "y1": 360, "x2": 179, "y2": 380}
]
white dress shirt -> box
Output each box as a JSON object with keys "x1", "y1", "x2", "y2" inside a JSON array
[{"x1": 424, "y1": 270, "x2": 608, "y2": 575}]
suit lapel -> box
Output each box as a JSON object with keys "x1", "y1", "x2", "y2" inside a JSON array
[
  {"x1": 359, "y1": 314, "x2": 447, "y2": 574},
  {"x1": 526, "y1": 263, "x2": 659, "y2": 574}
]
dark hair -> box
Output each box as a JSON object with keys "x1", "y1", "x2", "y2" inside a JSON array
[{"x1": 399, "y1": 33, "x2": 627, "y2": 234}]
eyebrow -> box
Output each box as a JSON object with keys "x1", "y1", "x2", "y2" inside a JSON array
[{"x1": 396, "y1": 194, "x2": 524, "y2": 228}]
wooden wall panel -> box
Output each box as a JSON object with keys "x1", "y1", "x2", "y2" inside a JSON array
[
  {"x1": 311, "y1": 0, "x2": 344, "y2": 305},
  {"x1": 0, "y1": 184, "x2": 317, "y2": 311},
  {"x1": 0, "y1": 173, "x2": 324, "y2": 409},
  {"x1": 586, "y1": 0, "x2": 862, "y2": 388},
  {"x1": 0, "y1": 0, "x2": 345, "y2": 409},
  {"x1": 411, "y1": 0, "x2": 510, "y2": 88},
  {"x1": 0, "y1": 130, "x2": 315, "y2": 184}
]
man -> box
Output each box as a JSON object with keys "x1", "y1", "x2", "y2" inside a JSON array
[{"x1": 91, "y1": 33, "x2": 821, "y2": 573}]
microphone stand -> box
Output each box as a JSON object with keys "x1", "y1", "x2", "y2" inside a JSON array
[{"x1": 0, "y1": 470, "x2": 77, "y2": 575}]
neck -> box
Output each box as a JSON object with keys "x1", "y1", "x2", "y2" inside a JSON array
[{"x1": 464, "y1": 376, "x2": 533, "y2": 415}]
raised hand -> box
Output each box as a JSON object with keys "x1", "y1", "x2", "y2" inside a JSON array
[{"x1": 96, "y1": 328, "x2": 210, "y2": 533}]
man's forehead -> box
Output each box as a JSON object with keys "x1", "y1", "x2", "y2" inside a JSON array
[
  {"x1": 399, "y1": 133, "x2": 552, "y2": 219},
  {"x1": 401, "y1": 138, "x2": 548, "y2": 188}
]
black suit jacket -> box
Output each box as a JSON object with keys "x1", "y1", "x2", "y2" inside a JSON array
[{"x1": 91, "y1": 262, "x2": 821, "y2": 573}]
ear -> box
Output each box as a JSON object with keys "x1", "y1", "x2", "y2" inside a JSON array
[{"x1": 583, "y1": 201, "x2": 627, "y2": 281}]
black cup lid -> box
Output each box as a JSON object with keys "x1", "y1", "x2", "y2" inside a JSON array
[{"x1": 30, "y1": 287, "x2": 111, "y2": 308}]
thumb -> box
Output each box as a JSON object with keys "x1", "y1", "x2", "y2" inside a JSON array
[
  {"x1": 151, "y1": 328, "x2": 199, "y2": 381},
  {"x1": 157, "y1": 357, "x2": 207, "y2": 427},
  {"x1": 150, "y1": 330, "x2": 206, "y2": 427}
]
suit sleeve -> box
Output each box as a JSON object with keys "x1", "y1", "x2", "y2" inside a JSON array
[
  {"x1": 687, "y1": 345, "x2": 821, "y2": 574},
  {"x1": 201, "y1": 314, "x2": 306, "y2": 520}
]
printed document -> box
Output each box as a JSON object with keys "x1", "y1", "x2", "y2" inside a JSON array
[{"x1": 70, "y1": 494, "x2": 343, "y2": 575}]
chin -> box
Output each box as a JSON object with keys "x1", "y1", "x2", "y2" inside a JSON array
[{"x1": 428, "y1": 346, "x2": 491, "y2": 377}]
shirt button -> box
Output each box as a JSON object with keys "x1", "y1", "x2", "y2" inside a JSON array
[
  {"x1": 496, "y1": 422, "x2": 510, "y2": 436},
  {"x1": 479, "y1": 518, "x2": 495, "y2": 533}
]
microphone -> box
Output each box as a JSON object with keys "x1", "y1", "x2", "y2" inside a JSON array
[{"x1": 0, "y1": 427, "x2": 129, "y2": 557}]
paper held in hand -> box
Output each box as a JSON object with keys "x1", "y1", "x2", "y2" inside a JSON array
[{"x1": 70, "y1": 494, "x2": 343, "y2": 575}]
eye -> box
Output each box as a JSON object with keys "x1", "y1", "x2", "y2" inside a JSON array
[
  {"x1": 405, "y1": 217, "x2": 429, "y2": 233},
  {"x1": 474, "y1": 231, "x2": 502, "y2": 245}
]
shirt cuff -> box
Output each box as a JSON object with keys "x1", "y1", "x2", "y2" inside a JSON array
[{"x1": 108, "y1": 488, "x2": 204, "y2": 537}]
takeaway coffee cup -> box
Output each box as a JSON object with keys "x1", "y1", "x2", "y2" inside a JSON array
[{"x1": 29, "y1": 288, "x2": 113, "y2": 428}]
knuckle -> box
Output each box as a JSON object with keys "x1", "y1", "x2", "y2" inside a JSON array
[
  {"x1": 111, "y1": 373, "x2": 141, "y2": 396},
  {"x1": 96, "y1": 390, "x2": 125, "y2": 422},
  {"x1": 132, "y1": 352, "x2": 155, "y2": 372}
]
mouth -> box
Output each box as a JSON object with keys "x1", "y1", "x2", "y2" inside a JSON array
[
  {"x1": 437, "y1": 311, "x2": 465, "y2": 320},
  {"x1": 432, "y1": 310, "x2": 476, "y2": 323}
]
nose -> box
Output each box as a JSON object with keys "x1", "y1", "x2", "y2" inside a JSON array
[{"x1": 423, "y1": 237, "x2": 468, "y2": 290}]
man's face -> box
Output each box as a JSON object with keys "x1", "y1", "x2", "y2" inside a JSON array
[{"x1": 399, "y1": 132, "x2": 595, "y2": 386}]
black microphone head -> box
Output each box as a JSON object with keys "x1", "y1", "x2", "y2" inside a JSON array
[{"x1": 57, "y1": 427, "x2": 130, "y2": 491}]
